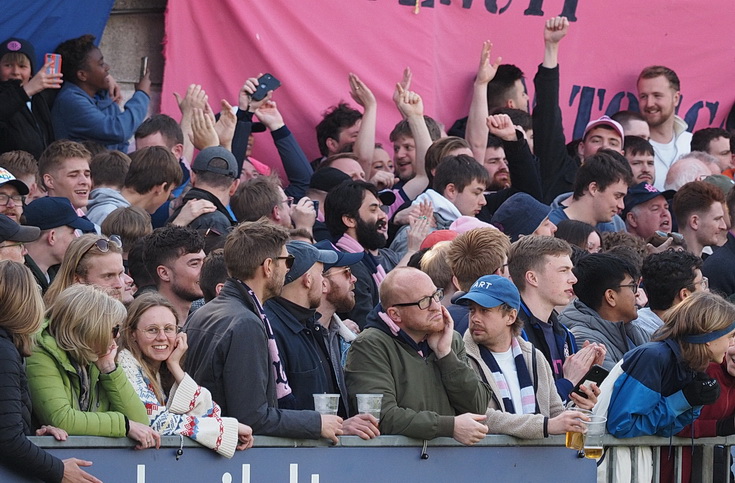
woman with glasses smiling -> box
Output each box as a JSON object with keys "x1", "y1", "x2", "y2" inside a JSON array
[
  {"x1": 118, "y1": 293, "x2": 254, "y2": 457},
  {"x1": 26, "y1": 284, "x2": 160, "y2": 449}
]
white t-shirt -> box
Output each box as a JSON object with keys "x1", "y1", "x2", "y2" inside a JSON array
[{"x1": 491, "y1": 348, "x2": 523, "y2": 414}]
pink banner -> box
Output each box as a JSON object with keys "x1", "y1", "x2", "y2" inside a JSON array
[{"x1": 161, "y1": 0, "x2": 735, "y2": 174}]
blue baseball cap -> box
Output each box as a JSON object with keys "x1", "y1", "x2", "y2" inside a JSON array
[
  {"x1": 314, "y1": 240, "x2": 363, "y2": 271},
  {"x1": 284, "y1": 240, "x2": 338, "y2": 284},
  {"x1": 24, "y1": 197, "x2": 96, "y2": 232},
  {"x1": 456, "y1": 275, "x2": 520, "y2": 310}
]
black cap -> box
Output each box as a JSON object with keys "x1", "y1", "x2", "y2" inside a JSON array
[
  {"x1": 0, "y1": 38, "x2": 36, "y2": 73},
  {"x1": 0, "y1": 215, "x2": 39, "y2": 243},
  {"x1": 309, "y1": 167, "x2": 351, "y2": 192}
]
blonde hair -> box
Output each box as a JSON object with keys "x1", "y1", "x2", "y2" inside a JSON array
[
  {"x1": 44, "y1": 234, "x2": 123, "y2": 306},
  {"x1": 420, "y1": 241, "x2": 454, "y2": 292},
  {"x1": 47, "y1": 285, "x2": 126, "y2": 365},
  {"x1": 118, "y1": 293, "x2": 179, "y2": 404},
  {"x1": 0, "y1": 261, "x2": 44, "y2": 356},
  {"x1": 653, "y1": 291, "x2": 735, "y2": 371}
]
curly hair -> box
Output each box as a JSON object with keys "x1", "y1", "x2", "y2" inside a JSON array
[{"x1": 55, "y1": 34, "x2": 97, "y2": 84}]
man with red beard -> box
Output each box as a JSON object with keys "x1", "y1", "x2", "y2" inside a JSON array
[
  {"x1": 324, "y1": 180, "x2": 401, "y2": 328},
  {"x1": 484, "y1": 136, "x2": 510, "y2": 191},
  {"x1": 637, "y1": 65, "x2": 692, "y2": 190}
]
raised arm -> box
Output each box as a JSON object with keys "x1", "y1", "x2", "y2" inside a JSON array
[
  {"x1": 466, "y1": 41, "x2": 501, "y2": 162},
  {"x1": 395, "y1": 84, "x2": 430, "y2": 200},
  {"x1": 349, "y1": 73, "x2": 377, "y2": 175},
  {"x1": 173, "y1": 84, "x2": 209, "y2": 163}
]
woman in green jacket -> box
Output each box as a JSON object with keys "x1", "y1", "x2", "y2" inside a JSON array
[{"x1": 26, "y1": 284, "x2": 160, "y2": 449}]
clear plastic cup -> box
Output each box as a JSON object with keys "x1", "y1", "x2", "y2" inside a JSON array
[
  {"x1": 583, "y1": 416, "x2": 607, "y2": 459},
  {"x1": 356, "y1": 394, "x2": 383, "y2": 422},
  {"x1": 564, "y1": 409, "x2": 592, "y2": 450},
  {"x1": 313, "y1": 393, "x2": 340, "y2": 415}
]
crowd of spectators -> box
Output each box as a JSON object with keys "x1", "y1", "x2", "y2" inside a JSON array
[{"x1": 2, "y1": 15, "x2": 735, "y2": 483}]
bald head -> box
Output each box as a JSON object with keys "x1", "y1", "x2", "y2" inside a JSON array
[{"x1": 380, "y1": 267, "x2": 428, "y2": 309}]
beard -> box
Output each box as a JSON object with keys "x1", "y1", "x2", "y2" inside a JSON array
[
  {"x1": 171, "y1": 280, "x2": 204, "y2": 303},
  {"x1": 487, "y1": 170, "x2": 511, "y2": 191},
  {"x1": 327, "y1": 288, "x2": 355, "y2": 313},
  {"x1": 355, "y1": 216, "x2": 387, "y2": 251}
]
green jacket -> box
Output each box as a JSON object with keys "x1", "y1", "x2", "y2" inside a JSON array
[
  {"x1": 345, "y1": 309, "x2": 492, "y2": 440},
  {"x1": 26, "y1": 326, "x2": 148, "y2": 437}
]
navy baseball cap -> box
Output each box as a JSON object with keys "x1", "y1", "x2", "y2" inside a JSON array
[
  {"x1": 284, "y1": 240, "x2": 338, "y2": 284},
  {"x1": 314, "y1": 239, "x2": 363, "y2": 271},
  {"x1": 24, "y1": 197, "x2": 96, "y2": 232},
  {"x1": 456, "y1": 275, "x2": 520, "y2": 310},
  {"x1": 0, "y1": 214, "x2": 39, "y2": 243},
  {"x1": 622, "y1": 182, "x2": 675, "y2": 217}
]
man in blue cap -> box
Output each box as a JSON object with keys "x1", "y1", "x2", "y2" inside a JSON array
[
  {"x1": 23, "y1": 197, "x2": 95, "y2": 292},
  {"x1": 265, "y1": 240, "x2": 379, "y2": 439},
  {"x1": 458, "y1": 275, "x2": 592, "y2": 438},
  {"x1": 314, "y1": 240, "x2": 363, "y2": 396}
]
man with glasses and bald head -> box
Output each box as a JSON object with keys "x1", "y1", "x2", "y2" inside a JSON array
[{"x1": 345, "y1": 267, "x2": 492, "y2": 445}]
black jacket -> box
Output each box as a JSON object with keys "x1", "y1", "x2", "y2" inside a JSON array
[
  {"x1": 167, "y1": 187, "x2": 236, "y2": 233},
  {"x1": 0, "y1": 328, "x2": 64, "y2": 482},
  {"x1": 532, "y1": 65, "x2": 581, "y2": 204},
  {"x1": 0, "y1": 80, "x2": 54, "y2": 159},
  {"x1": 184, "y1": 279, "x2": 321, "y2": 438}
]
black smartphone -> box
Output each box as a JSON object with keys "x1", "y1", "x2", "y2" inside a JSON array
[
  {"x1": 571, "y1": 364, "x2": 609, "y2": 399},
  {"x1": 251, "y1": 73, "x2": 281, "y2": 101},
  {"x1": 312, "y1": 200, "x2": 319, "y2": 213}
]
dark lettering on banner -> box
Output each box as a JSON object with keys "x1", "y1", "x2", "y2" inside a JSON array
[{"x1": 397, "y1": 0, "x2": 580, "y2": 20}]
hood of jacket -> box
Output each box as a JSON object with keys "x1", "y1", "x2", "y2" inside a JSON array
[
  {"x1": 87, "y1": 187, "x2": 128, "y2": 212},
  {"x1": 413, "y1": 189, "x2": 462, "y2": 224}
]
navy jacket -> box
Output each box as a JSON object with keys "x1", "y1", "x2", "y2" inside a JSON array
[{"x1": 265, "y1": 297, "x2": 347, "y2": 417}]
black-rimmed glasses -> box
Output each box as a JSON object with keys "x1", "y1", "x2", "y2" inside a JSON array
[{"x1": 391, "y1": 288, "x2": 444, "y2": 310}]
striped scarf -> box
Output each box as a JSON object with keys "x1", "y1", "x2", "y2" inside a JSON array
[{"x1": 479, "y1": 338, "x2": 537, "y2": 414}]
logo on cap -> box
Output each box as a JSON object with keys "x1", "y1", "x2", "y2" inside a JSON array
[
  {"x1": 0, "y1": 168, "x2": 16, "y2": 183},
  {"x1": 644, "y1": 183, "x2": 658, "y2": 193},
  {"x1": 7, "y1": 41, "x2": 21, "y2": 51},
  {"x1": 472, "y1": 280, "x2": 493, "y2": 289}
]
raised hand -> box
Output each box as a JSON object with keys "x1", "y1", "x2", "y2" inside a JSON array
[
  {"x1": 188, "y1": 107, "x2": 219, "y2": 150},
  {"x1": 544, "y1": 16, "x2": 570, "y2": 44},
  {"x1": 486, "y1": 114, "x2": 517, "y2": 141},
  {"x1": 475, "y1": 41, "x2": 502, "y2": 86},
  {"x1": 239, "y1": 74, "x2": 272, "y2": 112},
  {"x1": 349, "y1": 73, "x2": 376, "y2": 108},
  {"x1": 174, "y1": 84, "x2": 209, "y2": 117},
  {"x1": 392, "y1": 67, "x2": 412, "y2": 106},
  {"x1": 254, "y1": 100, "x2": 285, "y2": 131},
  {"x1": 23, "y1": 61, "x2": 63, "y2": 96},
  {"x1": 394, "y1": 84, "x2": 424, "y2": 119},
  {"x1": 214, "y1": 99, "x2": 237, "y2": 150}
]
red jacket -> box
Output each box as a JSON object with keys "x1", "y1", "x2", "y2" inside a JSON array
[{"x1": 660, "y1": 360, "x2": 735, "y2": 482}]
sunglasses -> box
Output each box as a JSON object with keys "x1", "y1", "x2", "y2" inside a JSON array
[
  {"x1": 274, "y1": 254, "x2": 295, "y2": 269},
  {"x1": 84, "y1": 235, "x2": 122, "y2": 256}
]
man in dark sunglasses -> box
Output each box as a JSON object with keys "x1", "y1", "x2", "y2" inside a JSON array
[{"x1": 185, "y1": 220, "x2": 343, "y2": 442}]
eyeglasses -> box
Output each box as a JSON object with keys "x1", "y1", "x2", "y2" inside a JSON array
[
  {"x1": 324, "y1": 266, "x2": 352, "y2": 278},
  {"x1": 0, "y1": 193, "x2": 24, "y2": 206},
  {"x1": 275, "y1": 254, "x2": 295, "y2": 269},
  {"x1": 282, "y1": 197, "x2": 294, "y2": 208},
  {"x1": 84, "y1": 235, "x2": 122, "y2": 256},
  {"x1": 0, "y1": 242, "x2": 23, "y2": 250},
  {"x1": 616, "y1": 282, "x2": 640, "y2": 294},
  {"x1": 112, "y1": 325, "x2": 120, "y2": 339},
  {"x1": 138, "y1": 325, "x2": 180, "y2": 338},
  {"x1": 692, "y1": 276, "x2": 709, "y2": 291},
  {"x1": 655, "y1": 231, "x2": 685, "y2": 243},
  {"x1": 391, "y1": 288, "x2": 444, "y2": 310}
]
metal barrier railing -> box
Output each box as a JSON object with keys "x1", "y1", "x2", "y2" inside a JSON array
[{"x1": 15, "y1": 434, "x2": 734, "y2": 482}]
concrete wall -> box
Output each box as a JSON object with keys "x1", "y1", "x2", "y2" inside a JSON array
[{"x1": 98, "y1": 0, "x2": 167, "y2": 116}]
